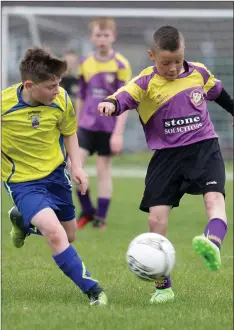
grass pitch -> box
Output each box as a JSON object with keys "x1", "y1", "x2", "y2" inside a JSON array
[{"x1": 1, "y1": 157, "x2": 233, "y2": 330}]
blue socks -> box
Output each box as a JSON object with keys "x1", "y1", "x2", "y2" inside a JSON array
[{"x1": 53, "y1": 244, "x2": 98, "y2": 293}]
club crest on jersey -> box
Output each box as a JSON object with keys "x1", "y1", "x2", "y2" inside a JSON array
[
  {"x1": 190, "y1": 89, "x2": 204, "y2": 105},
  {"x1": 31, "y1": 116, "x2": 40, "y2": 128},
  {"x1": 28, "y1": 111, "x2": 42, "y2": 128},
  {"x1": 105, "y1": 73, "x2": 115, "y2": 84}
]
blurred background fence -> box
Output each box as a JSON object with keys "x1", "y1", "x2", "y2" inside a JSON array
[{"x1": 2, "y1": 1, "x2": 233, "y2": 159}]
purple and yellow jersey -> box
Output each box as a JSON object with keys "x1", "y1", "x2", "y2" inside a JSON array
[
  {"x1": 107, "y1": 61, "x2": 222, "y2": 150},
  {"x1": 1, "y1": 83, "x2": 77, "y2": 183},
  {"x1": 78, "y1": 52, "x2": 131, "y2": 133}
]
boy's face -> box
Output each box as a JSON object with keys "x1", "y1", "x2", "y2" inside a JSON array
[
  {"x1": 25, "y1": 77, "x2": 61, "y2": 105},
  {"x1": 148, "y1": 44, "x2": 185, "y2": 81},
  {"x1": 90, "y1": 26, "x2": 116, "y2": 53}
]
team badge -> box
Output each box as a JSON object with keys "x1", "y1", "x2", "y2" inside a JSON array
[
  {"x1": 190, "y1": 89, "x2": 204, "y2": 106},
  {"x1": 31, "y1": 116, "x2": 40, "y2": 128},
  {"x1": 105, "y1": 73, "x2": 115, "y2": 84},
  {"x1": 28, "y1": 111, "x2": 42, "y2": 128}
]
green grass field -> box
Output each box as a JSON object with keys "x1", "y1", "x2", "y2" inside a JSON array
[{"x1": 1, "y1": 159, "x2": 233, "y2": 330}]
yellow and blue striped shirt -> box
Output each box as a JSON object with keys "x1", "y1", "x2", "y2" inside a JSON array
[{"x1": 1, "y1": 83, "x2": 77, "y2": 183}]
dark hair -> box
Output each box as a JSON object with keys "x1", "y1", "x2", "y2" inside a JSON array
[
  {"x1": 153, "y1": 26, "x2": 184, "y2": 52},
  {"x1": 19, "y1": 46, "x2": 67, "y2": 83}
]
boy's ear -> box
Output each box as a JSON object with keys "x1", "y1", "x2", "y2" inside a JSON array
[
  {"x1": 147, "y1": 49, "x2": 155, "y2": 62},
  {"x1": 24, "y1": 80, "x2": 34, "y2": 91}
]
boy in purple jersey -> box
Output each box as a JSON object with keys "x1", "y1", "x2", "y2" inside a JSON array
[
  {"x1": 98, "y1": 26, "x2": 233, "y2": 304},
  {"x1": 75, "y1": 18, "x2": 132, "y2": 229}
]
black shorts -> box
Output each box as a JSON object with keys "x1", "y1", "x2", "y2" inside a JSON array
[
  {"x1": 78, "y1": 127, "x2": 112, "y2": 156},
  {"x1": 140, "y1": 138, "x2": 226, "y2": 212}
]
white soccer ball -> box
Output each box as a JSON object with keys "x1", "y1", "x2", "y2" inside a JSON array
[{"x1": 126, "y1": 233, "x2": 175, "y2": 281}]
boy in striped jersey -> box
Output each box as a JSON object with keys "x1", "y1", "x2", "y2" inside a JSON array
[
  {"x1": 98, "y1": 25, "x2": 233, "y2": 304},
  {"x1": 76, "y1": 18, "x2": 132, "y2": 230},
  {"x1": 2, "y1": 47, "x2": 107, "y2": 306}
]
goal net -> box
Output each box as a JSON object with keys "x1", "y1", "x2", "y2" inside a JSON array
[{"x1": 2, "y1": 5, "x2": 233, "y2": 159}]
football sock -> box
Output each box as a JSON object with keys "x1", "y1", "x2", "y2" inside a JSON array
[
  {"x1": 204, "y1": 218, "x2": 227, "y2": 249},
  {"x1": 95, "y1": 198, "x2": 111, "y2": 220},
  {"x1": 53, "y1": 244, "x2": 98, "y2": 293},
  {"x1": 76, "y1": 189, "x2": 94, "y2": 214},
  {"x1": 155, "y1": 275, "x2": 171, "y2": 289}
]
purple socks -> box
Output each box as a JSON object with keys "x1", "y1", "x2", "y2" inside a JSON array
[
  {"x1": 204, "y1": 218, "x2": 228, "y2": 249},
  {"x1": 155, "y1": 275, "x2": 171, "y2": 289},
  {"x1": 76, "y1": 189, "x2": 94, "y2": 214},
  {"x1": 95, "y1": 198, "x2": 111, "y2": 220}
]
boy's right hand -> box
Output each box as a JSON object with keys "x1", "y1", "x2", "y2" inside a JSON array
[
  {"x1": 98, "y1": 102, "x2": 116, "y2": 116},
  {"x1": 71, "y1": 166, "x2": 88, "y2": 195}
]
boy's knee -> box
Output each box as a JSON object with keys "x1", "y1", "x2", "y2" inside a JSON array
[
  {"x1": 148, "y1": 206, "x2": 170, "y2": 236},
  {"x1": 204, "y1": 192, "x2": 224, "y2": 210},
  {"x1": 97, "y1": 157, "x2": 112, "y2": 179},
  {"x1": 67, "y1": 232, "x2": 76, "y2": 243},
  {"x1": 45, "y1": 225, "x2": 66, "y2": 246},
  {"x1": 204, "y1": 192, "x2": 226, "y2": 220},
  {"x1": 148, "y1": 212, "x2": 166, "y2": 227}
]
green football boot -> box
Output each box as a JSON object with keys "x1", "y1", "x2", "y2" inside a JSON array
[
  {"x1": 192, "y1": 234, "x2": 221, "y2": 271},
  {"x1": 150, "y1": 288, "x2": 175, "y2": 304},
  {"x1": 9, "y1": 206, "x2": 27, "y2": 248},
  {"x1": 87, "y1": 284, "x2": 108, "y2": 306}
]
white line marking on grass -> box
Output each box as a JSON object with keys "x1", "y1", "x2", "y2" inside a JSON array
[
  {"x1": 85, "y1": 166, "x2": 233, "y2": 180},
  {"x1": 222, "y1": 256, "x2": 233, "y2": 259}
]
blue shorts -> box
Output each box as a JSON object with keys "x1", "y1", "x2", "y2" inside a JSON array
[{"x1": 4, "y1": 163, "x2": 75, "y2": 232}]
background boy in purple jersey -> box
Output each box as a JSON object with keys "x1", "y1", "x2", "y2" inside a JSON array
[
  {"x1": 98, "y1": 26, "x2": 233, "y2": 303},
  {"x1": 75, "y1": 18, "x2": 132, "y2": 230}
]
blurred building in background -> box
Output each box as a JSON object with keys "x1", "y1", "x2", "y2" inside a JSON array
[{"x1": 2, "y1": 1, "x2": 233, "y2": 159}]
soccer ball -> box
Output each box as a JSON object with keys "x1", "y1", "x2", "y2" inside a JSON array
[{"x1": 126, "y1": 233, "x2": 175, "y2": 281}]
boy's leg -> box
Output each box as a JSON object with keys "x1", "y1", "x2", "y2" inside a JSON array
[
  {"x1": 148, "y1": 206, "x2": 175, "y2": 304},
  {"x1": 60, "y1": 218, "x2": 77, "y2": 243},
  {"x1": 92, "y1": 131, "x2": 113, "y2": 229},
  {"x1": 6, "y1": 181, "x2": 46, "y2": 247},
  {"x1": 139, "y1": 148, "x2": 184, "y2": 304},
  {"x1": 7, "y1": 166, "x2": 107, "y2": 305},
  {"x1": 41, "y1": 165, "x2": 107, "y2": 304},
  {"x1": 9, "y1": 206, "x2": 43, "y2": 242},
  {"x1": 30, "y1": 208, "x2": 107, "y2": 305},
  {"x1": 76, "y1": 128, "x2": 96, "y2": 228},
  {"x1": 192, "y1": 192, "x2": 227, "y2": 271},
  {"x1": 191, "y1": 139, "x2": 227, "y2": 271},
  {"x1": 9, "y1": 207, "x2": 78, "y2": 246},
  {"x1": 93, "y1": 155, "x2": 112, "y2": 229}
]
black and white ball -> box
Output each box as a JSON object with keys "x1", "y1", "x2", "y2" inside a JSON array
[{"x1": 126, "y1": 233, "x2": 175, "y2": 281}]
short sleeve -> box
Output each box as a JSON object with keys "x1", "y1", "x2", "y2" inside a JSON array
[{"x1": 58, "y1": 92, "x2": 77, "y2": 135}]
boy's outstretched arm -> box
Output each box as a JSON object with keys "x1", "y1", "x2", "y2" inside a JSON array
[{"x1": 98, "y1": 73, "x2": 147, "y2": 116}]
